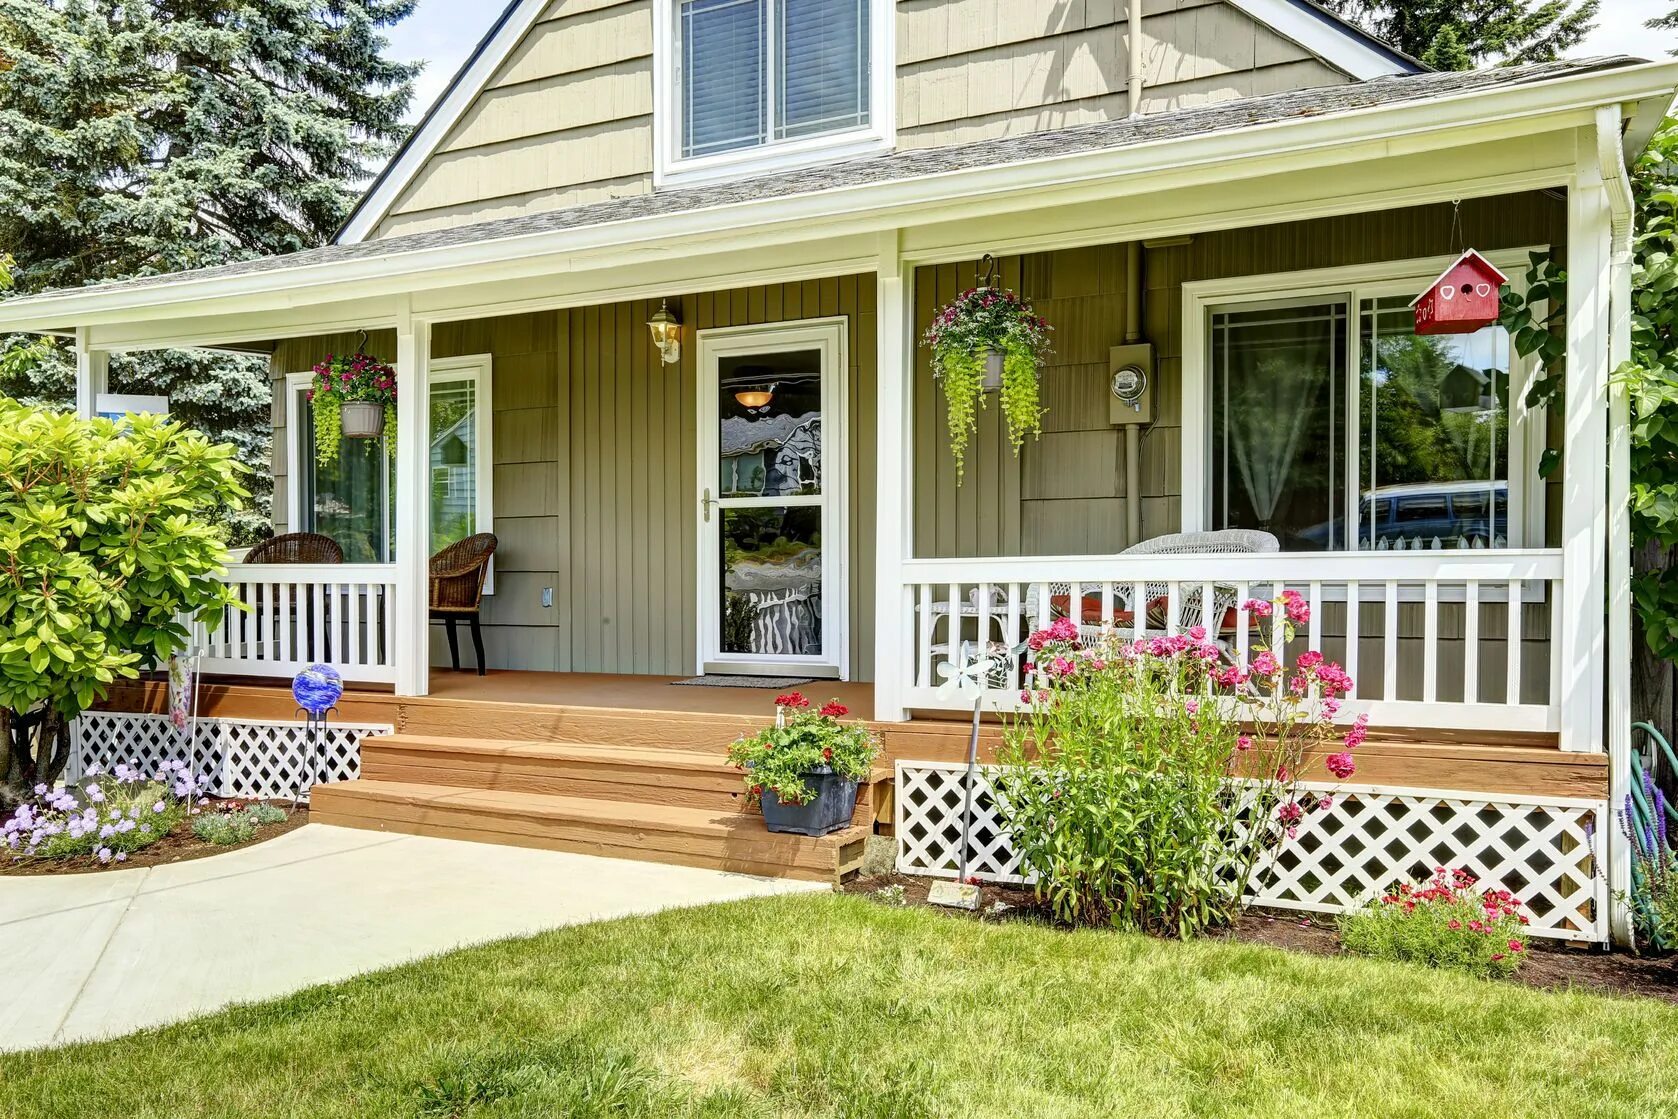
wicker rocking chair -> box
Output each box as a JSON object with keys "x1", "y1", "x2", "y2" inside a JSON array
[{"x1": 430, "y1": 533, "x2": 498, "y2": 675}]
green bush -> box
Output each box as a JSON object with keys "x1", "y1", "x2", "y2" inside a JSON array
[
  {"x1": 1340, "y1": 868, "x2": 1530, "y2": 979},
  {"x1": 192, "y1": 802, "x2": 289, "y2": 847},
  {"x1": 0, "y1": 399, "x2": 246, "y2": 800}
]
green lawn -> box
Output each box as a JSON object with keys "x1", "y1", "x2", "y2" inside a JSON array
[{"x1": 3, "y1": 893, "x2": 1676, "y2": 1118}]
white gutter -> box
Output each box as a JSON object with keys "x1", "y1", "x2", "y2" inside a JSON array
[
  {"x1": 1600, "y1": 103, "x2": 1638, "y2": 947},
  {"x1": 2, "y1": 61, "x2": 1675, "y2": 333}
]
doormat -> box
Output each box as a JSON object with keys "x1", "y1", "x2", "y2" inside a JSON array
[{"x1": 671, "y1": 675, "x2": 818, "y2": 689}]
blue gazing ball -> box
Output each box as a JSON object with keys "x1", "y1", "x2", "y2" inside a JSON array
[{"x1": 293, "y1": 664, "x2": 344, "y2": 717}]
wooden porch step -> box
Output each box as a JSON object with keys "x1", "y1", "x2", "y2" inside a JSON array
[
  {"x1": 309, "y1": 779, "x2": 870, "y2": 883},
  {"x1": 358, "y1": 734, "x2": 887, "y2": 824}
]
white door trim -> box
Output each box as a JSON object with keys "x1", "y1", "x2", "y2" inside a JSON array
[{"x1": 696, "y1": 317, "x2": 850, "y2": 679}]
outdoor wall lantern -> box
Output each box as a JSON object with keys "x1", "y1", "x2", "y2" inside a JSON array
[{"x1": 647, "y1": 299, "x2": 682, "y2": 365}]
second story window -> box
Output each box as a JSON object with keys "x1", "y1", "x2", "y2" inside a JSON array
[{"x1": 662, "y1": 0, "x2": 889, "y2": 184}]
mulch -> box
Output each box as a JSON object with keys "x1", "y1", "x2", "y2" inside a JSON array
[
  {"x1": 842, "y1": 873, "x2": 1678, "y2": 1005},
  {"x1": 0, "y1": 800, "x2": 309, "y2": 877}
]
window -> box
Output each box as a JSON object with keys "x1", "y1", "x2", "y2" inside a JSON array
[
  {"x1": 658, "y1": 0, "x2": 889, "y2": 184},
  {"x1": 1189, "y1": 253, "x2": 1543, "y2": 553},
  {"x1": 286, "y1": 356, "x2": 494, "y2": 573}
]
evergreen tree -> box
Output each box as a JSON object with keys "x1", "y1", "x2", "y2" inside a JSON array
[
  {"x1": 1323, "y1": 0, "x2": 1599, "y2": 69},
  {"x1": 0, "y1": 0, "x2": 417, "y2": 542}
]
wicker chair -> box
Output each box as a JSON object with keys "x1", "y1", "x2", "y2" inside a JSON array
[
  {"x1": 430, "y1": 533, "x2": 498, "y2": 675},
  {"x1": 244, "y1": 532, "x2": 344, "y2": 566}
]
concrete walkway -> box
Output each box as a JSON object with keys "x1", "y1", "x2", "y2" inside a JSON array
[{"x1": 0, "y1": 824, "x2": 825, "y2": 1053}]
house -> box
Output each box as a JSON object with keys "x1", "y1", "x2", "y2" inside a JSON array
[{"x1": 2, "y1": 0, "x2": 1672, "y2": 943}]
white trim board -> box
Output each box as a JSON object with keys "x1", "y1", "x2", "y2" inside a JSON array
[
  {"x1": 1228, "y1": 0, "x2": 1416, "y2": 81},
  {"x1": 1180, "y1": 247, "x2": 1548, "y2": 551}
]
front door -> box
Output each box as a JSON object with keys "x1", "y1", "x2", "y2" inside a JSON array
[{"x1": 697, "y1": 319, "x2": 848, "y2": 678}]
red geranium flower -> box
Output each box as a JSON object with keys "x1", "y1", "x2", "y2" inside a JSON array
[
  {"x1": 774, "y1": 692, "x2": 810, "y2": 710},
  {"x1": 819, "y1": 702, "x2": 849, "y2": 718}
]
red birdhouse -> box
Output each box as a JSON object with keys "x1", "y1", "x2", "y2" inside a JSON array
[{"x1": 1410, "y1": 250, "x2": 1509, "y2": 336}]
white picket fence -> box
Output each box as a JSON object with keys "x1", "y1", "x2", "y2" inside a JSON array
[
  {"x1": 902, "y1": 550, "x2": 1564, "y2": 733},
  {"x1": 895, "y1": 760, "x2": 1607, "y2": 942},
  {"x1": 196, "y1": 563, "x2": 399, "y2": 683}
]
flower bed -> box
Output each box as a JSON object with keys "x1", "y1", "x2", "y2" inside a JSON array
[{"x1": 2, "y1": 761, "x2": 302, "y2": 876}]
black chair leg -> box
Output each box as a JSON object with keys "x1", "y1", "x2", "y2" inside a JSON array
[
  {"x1": 470, "y1": 614, "x2": 486, "y2": 676},
  {"x1": 445, "y1": 618, "x2": 461, "y2": 671}
]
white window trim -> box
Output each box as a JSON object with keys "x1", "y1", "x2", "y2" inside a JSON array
[
  {"x1": 285, "y1": 353, "x2": 495, "y2": 590},
  {"x1": 1181, "y1": 248, "x2": 1549, "y2": 553},
  {"x1": 652, "y1": 0, "x2": 895, "y2": 189}
]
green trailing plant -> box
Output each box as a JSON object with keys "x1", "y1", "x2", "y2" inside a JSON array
[
  {"x1": 922, "y1": 285, "x2": 1052, "y2": 480},
  {"x1": 309, "y1": 352, "x2": 398, "y2": 468},
  {"x1": 0, "y1": 400, "x2": 246, "y2": 804},
  {"x1": 725, "y1": 693, "x2": 881, "y2": 808},
  {"x1": 992, "y1": 594, "x2": 1364, "y2": 938},
  {"x1": 1340, "y1": 867, "x2": 1531, "y2": 979}
]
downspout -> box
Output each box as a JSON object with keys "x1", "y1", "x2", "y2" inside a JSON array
[
  {"x1": 1127, "y1": 0, "x2": 1145, "y2": 117},
  {"x1": 1599, "y1": 105, "x2": 1636, "y2": 947},
  {"x1": 1125, "y1": 242, "x2": 1145, "y2": 546}
]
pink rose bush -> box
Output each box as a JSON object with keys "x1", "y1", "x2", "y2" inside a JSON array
[
  {"x1": 1340, "y1": 867, "x2": 1531, "y2": 978},
  {"x1": 991, "y1": 591, "x2": 1365, "y2": 936}
]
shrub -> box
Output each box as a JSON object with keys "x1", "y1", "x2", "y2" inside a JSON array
[
  {"x1": 0, "y1": 400, "x2": 246, "y2": 803},
  {"x1": 991, "y1": 593, "x2": 1363, "y2": 938},
  {"x1": 1340, "y1": 867, "x2": 1531, "y2": 978},
  {"x1": 192, "y1": 801, "x2": 289, "y2": 847},
  {"x1": 726, "y1": 693, "x2": 881, "y2": 807},
  {"x1": 2, "y1": 759, "x2": 206, "y2": 865}
]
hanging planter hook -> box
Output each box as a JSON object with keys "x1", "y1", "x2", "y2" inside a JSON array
[
  {"x1": 977, "y1": 253, "x2": 999, "y2": 290},
  {"x1": 354, "y1": 328, "x2": 369, "y2": 356}
]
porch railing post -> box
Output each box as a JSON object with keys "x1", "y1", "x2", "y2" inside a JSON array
[
  {"x1": 394, "y1": 305, "x2": 433, "y2": 698},
  {"x1": 73, "y1": 328, "x2": 109, "y2": 421},
  {"x1": 873, "y1": 232, "x2": 914, "y2": 722},
  {"x1": 1559, "y1": 129, "x2": 1611, "y2": 756}
]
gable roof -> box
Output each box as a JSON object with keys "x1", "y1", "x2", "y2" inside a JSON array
[
  {"x1": 337, "y1": 0, "x2": 1420, "y2": 246},
  {"x1": 2, "y1": 54, "x2": 1663, "y2": 332}
]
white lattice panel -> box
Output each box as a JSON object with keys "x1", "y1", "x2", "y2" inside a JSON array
[
  {"x1": 72, "y1": 713, "x2": 392, "y2": 801},
  {"x1": 895, "y1": 761, "x2": 1607, "y2": 942}
]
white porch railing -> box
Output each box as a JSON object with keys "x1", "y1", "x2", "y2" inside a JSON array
[
  {"x1": 196, "y1": 564, "x2": 400, "y2": 684},
  {"x1": 902, "y1": 550, "x2": 1565, "y2": 733}
]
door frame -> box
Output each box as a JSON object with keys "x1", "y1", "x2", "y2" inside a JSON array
[{"x1": 695, "y1": 317, "x2": 849, "y2": 679}]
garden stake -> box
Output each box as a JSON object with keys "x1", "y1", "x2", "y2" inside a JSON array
[{"x1": 929, "y1": 641, "x2": 993, "y2": 910}]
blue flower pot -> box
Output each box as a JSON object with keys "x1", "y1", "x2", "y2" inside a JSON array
[{"x1": 759, "y1": 768, "x2": 859, "y2": 837}]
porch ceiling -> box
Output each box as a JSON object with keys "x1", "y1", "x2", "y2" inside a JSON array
[{"x1": 1, "y1": 57, "x2": 1673, "y2": 347}]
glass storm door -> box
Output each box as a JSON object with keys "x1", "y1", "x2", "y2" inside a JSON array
[{"x1": 698, "y1": 321, "x2": 847, "y2": 678}]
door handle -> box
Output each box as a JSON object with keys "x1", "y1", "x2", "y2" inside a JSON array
[{"x1": 702, "y1": 488, "x2": 716, "y2": 522}]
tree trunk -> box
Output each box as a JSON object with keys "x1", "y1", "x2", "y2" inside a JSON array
[{"x1": 1633, "y1": 542, "x2": 1678, "y2": 756}]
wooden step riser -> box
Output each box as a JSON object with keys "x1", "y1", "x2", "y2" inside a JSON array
[
  {"x1": 312, "y1": 808, "x2": 851, "y2": 883},
  {"x1": 396, "y1": 707, "x2": 768, "y2": 751},
  {"x1": 310, "y1": 786, "x2": 861, "y2": 872},
  {"x1": 359, "y1": 747, "x2": 883, "y2": 825}
]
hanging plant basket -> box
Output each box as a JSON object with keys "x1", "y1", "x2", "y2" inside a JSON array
[
  {"x1": 339, "y1": 401, "x2": 386, "y2": 440},
  {"x1": 922, "y1": 276, "x2": 1052, "y2": 482},
  {"x1": 309, "y1": 348, "x2": 398, "y2": 468}
]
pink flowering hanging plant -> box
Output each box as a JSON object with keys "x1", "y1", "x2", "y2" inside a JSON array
[
  {"x1": 308, "y1": 351, "x2": 398, "y2": 467},
  {"x1": 921, "y1": 283, "x2": 1052, "y2": 480}
]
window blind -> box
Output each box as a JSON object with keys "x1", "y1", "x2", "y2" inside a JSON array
[
  {"x1": 681, "y1": 0, "x2": 766, "y2": 159},
  {"x1": 776, "y1": 0, "x2": 869, "y2": 141}
]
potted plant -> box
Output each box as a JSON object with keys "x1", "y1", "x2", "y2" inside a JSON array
[
  {"x1": 309, "y1": 352, "x2": 398, "y2": 467},
  {"x1": 727, "y1": 693, "x2": 881, "y2": 836},
  {"x1": 922, "y1": 284, "x2": 1052, "y2": 480}
]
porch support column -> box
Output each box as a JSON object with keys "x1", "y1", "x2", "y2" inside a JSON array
[
  {"x1": 394, "y1": 303, "x2": 434, "y2": 698},
  {"x1": 1601, "y1": 106, "x2": 1637, "y2": 944},
  {"x1": 73, "y1": 328, "x2": 108, "y2": 420},
  {"x1": 1559, "y1": 125, "x2": 1612, "y2": 756},
  {"x1": 873, "y1": 231, "x2": 915, "y2": 722}
]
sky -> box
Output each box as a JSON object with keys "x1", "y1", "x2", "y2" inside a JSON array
[{"x1": 382, "y1": 0, "x2": 1671, "y2": 125}]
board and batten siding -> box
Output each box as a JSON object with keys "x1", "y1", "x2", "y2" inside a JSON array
[
  {"x1": 912, "y1": 191, "x2": 1566, "y2": 704},
  {"x1": 271, "y1": 276, "x2": 877, "y2": 680},
  {"x1": 370, "y1": 0, "x2": 1356, "y2": 239}
]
